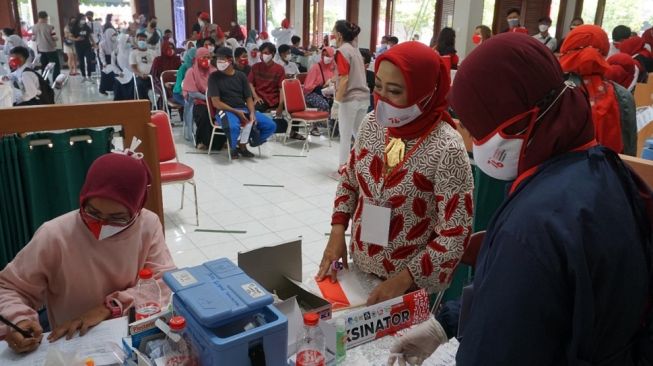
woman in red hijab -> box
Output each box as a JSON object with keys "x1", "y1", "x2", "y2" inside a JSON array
[
  {"x1": 317, "y1": 42, "x2": 473, "y2": 307},
  {"x1": 0, "y1": 152, "x2": 175, "y2": 354},
  {"x1": 619, "y1": 35, "x2": 653, "y2": 78},
  {"x1": 389, "y1": 32, "x2": 653, "y2": 366},
  {"x1": 559, "y1": 24, "x2": 636, "y2": 156},
  {"x1": 606, "y1": 53, "x2": 639, "y2": 92},
  {"x1": 151, "y1": 41, "x2": 182, "y2": 108}
]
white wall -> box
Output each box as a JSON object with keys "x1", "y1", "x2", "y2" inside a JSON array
[
  {"x1": 453, "y1": 0, "x2": 483, "y2": 58},
  {"x1": 358, "y1": 0, "x2": 373, "y2": 49},
  {"x1": 154, "y1": 0, "x2": 173, "y2": 34},
  {"x1": 35, "y1": 0, "x2": 61, "y2": 49},
  {"x1": 293, "y1": 0, "x2": 303, "y2": 35}
]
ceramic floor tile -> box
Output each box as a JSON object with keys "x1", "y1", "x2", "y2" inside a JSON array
[
  {"x1": 169, "y1": 248, "x2": 208, "y2": 268},
  {"x1": 259, "y1": 214, "x2": 307, "y2": 232},
  {"x1": 199, "y1": 241, "x2": 248, "y2": 262},
  {"x1": 237, "y1": 233, "x2": 283, "y2": 251}
]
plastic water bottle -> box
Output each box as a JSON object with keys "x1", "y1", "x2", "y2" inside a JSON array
[
  {"x1": 296, "y1": 313, "x2": 325, "y2": 366},
  {"x1": 160, "y1": 316, "x2": 198, "y2": 366},
  {"x1": 134, "y1": 268, "x2": 161, "y2": 320},
  {"x1": 335, "y1": 317, "x2": 346, "y2": 363}
]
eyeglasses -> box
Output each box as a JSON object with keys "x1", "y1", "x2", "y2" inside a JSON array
[{"x1": 82, "y1": 206, "x2": 133, "y2": 226}]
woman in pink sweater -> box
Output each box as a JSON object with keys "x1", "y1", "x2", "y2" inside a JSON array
[{"x1": 0, "y1": 152, "x2": 176, "y2": 353}]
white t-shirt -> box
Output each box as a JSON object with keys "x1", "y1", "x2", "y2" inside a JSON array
[
  {"x1": 533, "y1": 33, "x2": 557, "y2": 52},
  {"x1": 129, "y1": 48, "x2": 156, "y2": 75}
]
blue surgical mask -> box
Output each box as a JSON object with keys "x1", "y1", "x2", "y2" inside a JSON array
[{"x1": 138, "y1": 40, "x2": 147, "y2": 49}]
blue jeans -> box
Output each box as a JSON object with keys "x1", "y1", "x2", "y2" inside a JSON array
[
  {"x1": 222, "y1": 109, "x2": 276, "y2": 150},
  {"x1": 183, "y1": 98, "x2": 195, "y2": 141},
  {"x1": 172, "y1": 92, "x2": 185, "y2": 105}
]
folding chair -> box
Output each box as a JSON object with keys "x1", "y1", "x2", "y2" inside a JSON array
[
  {"x1": 150, "y1": 111, "x2": 199, "y2": 226},
  {"x1": 281, "y1": 78, "x2": 329, "y2": 153},
  {"x1": 205, "y1": 93, "x2": 231, "y2": 160},
  {"x1": 41, "y1": 62, "x2": 55, "y2": 82},
  {"x1": 160, "y1": 70, "x2": 183, "y2": 122}
]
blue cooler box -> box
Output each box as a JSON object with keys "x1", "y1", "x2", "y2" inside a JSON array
[{"x1": 163, "y1": 258, "x2": 288, "y2": 365}]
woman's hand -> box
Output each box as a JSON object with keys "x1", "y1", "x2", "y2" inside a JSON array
[
  {"x1": 367, "y1": 269, "x2": 414, "y2": 305},
  {"x1": 48, "y1": 304, "x2": 110, "y2": 342},
  {"x1": 316, "y1": 225, "x2": 349, "y2": 283},
  {"x1": 5, "y1": 319, "x2": 43, "y2": 354}
]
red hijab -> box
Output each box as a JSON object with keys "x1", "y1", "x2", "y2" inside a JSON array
[
  {"x1": 374, "y1": 41, "x2": 452, "y2": 140},
  {"x1": 79, "y1": 153, "x2": 152, "y2": 216},
  {"x1": 619, "y1": 36, "x2": 652, "y2": 58},
  {"x1": 151, "y1": 41, "x2": 182, "y2": 80},
  {"x1": 449, "y1": 33, "x2": 594, "y2": 176},
  {"x1": 606, "y1": 53, "x2": 638, "y2": 91},
  {"x1": 560, "y1": 25, "x2": 623, "y2": 153},
  {"x1": 643, "y1": 27, "x2": 653, "y2": 49}
]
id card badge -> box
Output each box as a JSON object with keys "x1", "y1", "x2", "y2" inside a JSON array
[{"x1": 360, "y1": 198, "x2": 392, "y2": 247}]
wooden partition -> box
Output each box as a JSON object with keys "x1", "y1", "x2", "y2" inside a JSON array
[
  {"x1": 0, "y1": 101, "x2": 164, "y2": 225},
  {"x1": 621, "y1": 155, "x2": 653, "y2": 188}
]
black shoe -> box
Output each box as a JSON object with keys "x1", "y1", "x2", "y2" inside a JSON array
[
  {"x1": 230, "y1": 150, "x2": 240, "y2": 159},
  {"x1": 238, "y1": 147, "x2": 255, "y2": 158}
]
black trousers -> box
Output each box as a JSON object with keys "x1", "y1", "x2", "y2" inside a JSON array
[
  {"x1": 74, "y1": 45, "x2": 95, "y2": 77},
  {"x1": 39, "y1": 51, "x2": 60, "y2": 79}
]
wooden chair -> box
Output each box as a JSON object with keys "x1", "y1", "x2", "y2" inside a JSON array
[
  {"x1": 635, "y1": 80, "x2": 653, "y2": 107},
  {"x1": 151, "y1": 111, "x2": 198, "y2": 226}
]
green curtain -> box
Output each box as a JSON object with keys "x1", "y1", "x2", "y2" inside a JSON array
[{"x1": 0, "y1": 128, "x2": 114, "y2": 268}]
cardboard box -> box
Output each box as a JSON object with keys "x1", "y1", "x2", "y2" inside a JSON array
[
  {"x1": 238, "y1": 239, "x2": 332, "y2": 320},
  {"x1": 237, "y1": 239, "x2": 332, "y2": 357}
]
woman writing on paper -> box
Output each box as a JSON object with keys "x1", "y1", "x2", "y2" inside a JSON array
[
  {"x1": 0, "y1": 151, "x2": 175, "y2": 354},
  {"x1": 317, "y1": 41, "x2": 474, "y2": 306}
]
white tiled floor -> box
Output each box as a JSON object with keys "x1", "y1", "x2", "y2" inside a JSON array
[{"x1": 63, "y1": 72, "x2": 340, "y2": 281}]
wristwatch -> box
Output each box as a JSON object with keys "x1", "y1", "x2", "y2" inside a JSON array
[{"x1": 105, "y1": 299, "x2": 122, "y2": 319}]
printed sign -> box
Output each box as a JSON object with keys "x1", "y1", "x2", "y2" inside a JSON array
[{"x1": 344, "y1": 289, "x2": 431, "y2": 348}]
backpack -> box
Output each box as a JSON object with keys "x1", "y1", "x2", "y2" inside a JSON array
[{"x1": 24, "y1": 68, "x2": 55, "y2": 104}]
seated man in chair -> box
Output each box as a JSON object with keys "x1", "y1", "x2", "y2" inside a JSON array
[
  {"x1": 208, "y1": 47, "x2": 276, "y2": 159},
  {"x1": 130, "y1": 32, "x2": 156, "y2": 102}
]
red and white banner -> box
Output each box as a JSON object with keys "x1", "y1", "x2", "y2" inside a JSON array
[{"x1": 343, "y1": 289, "x2": 431, "y2": 348}]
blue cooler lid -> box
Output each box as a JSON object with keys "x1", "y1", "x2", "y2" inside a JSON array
[{"x1": 163, "y1": 258, "x2": 273, "y2": 327}]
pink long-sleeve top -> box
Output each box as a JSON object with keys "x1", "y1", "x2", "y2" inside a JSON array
[{"x1": 0, "y1": 209, "x2": 176, "y2": 336}]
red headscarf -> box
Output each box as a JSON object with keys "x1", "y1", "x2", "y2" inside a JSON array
[
  {"x1": 259, "y1": 31, "x2": 269, "y2": 41},
  {"x1": 606, "y1": 53, "x2": 638, "y2": 91},
  {"x1": 151, "y1": 41, "x2": 182, "y2": 80},
  {"x1": 643, "y1": 27, "x2": 653, "y2": 49},
  {"x1": 449, "y1": 33, "x2": 595, "y2": 176},
  {"x1": 79, "y1": 153, "x2": 152, "y2": 216},
  {"x1": 281, "y1": 19, "x2": 290, "y2": 29},
  {"x1": 560, "y1": 25, "x2": 623, "y2": 153},
  {"x1": 374, "y1": 41, "x2": 453, "y2": 140},
  {"x1": 619, "y1": 36, "x2": 652, "y2": 58}
]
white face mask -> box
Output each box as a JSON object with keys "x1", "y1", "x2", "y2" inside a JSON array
[
  {"x1": 473, "y1": 132, "x2": 525, "y2": 181},
  {"x1": 82, "y1": 213, "x2": 134, "y2": 240},
  {"x1": 207, "y1": 45, "x2": 215, "y2": 53},
  {"x1": 538, "y1": 24, "x2": 549, "y2": 33},
  {"x1": 217, "y1": 60, "x2": 230, "y2": 71},
  {"x1": 284, "y1": 54, "x2": 292, "y2": 61},
  {"x1": 323, "y1": 56, "x2": 333, "y2": 64},
  {"x1": 374, "y1": 93, "x2": 432, "y2": 128},
  {"x1": 473, "y1": 82, "x2": 573, "y2": 181},
  {"x1": 262, "y1": 54, "x2": 273, "y2": 63}
]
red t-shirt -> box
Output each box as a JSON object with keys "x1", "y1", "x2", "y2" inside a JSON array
[{"x1": 248, "y1": 61, "x2": 286, "y2": 106}]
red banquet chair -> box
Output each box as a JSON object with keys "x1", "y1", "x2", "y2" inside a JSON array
[
  {"x1": 281, "y1": 78, "x2": 329, "y2": 152},
  {"x1": 151, "y1": 111, "x2": 199, "y2": 226}
]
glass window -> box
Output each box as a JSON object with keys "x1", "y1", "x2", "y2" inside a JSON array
[
  {"x1": 323, "y1": 0, "x2": 347, "y2": 38},
  {"x1": 602, "y1": 0, "x2": 653, "y2": 35},
  {"x1": 18, "y1": 0, "x2": 34, "y2": 31},
  {"x1": 267, "y1": 0, "x2": 287, "y2": 31},
  {"x1": 481, "y1": 0, "x2": 496, "y2": 29},
  {"x1": 549, "y1": 0, "x2": 561, "y2": 38},
  {"x1": 377, "y1": 0, "x2": 387, "y2": 48},
  {"x1": 581, "y1": 0, "x2": 599, "y2": 25},
  {"x1": 237, "y1": 0, "x2": 248, "y2": 27},
  {"x1": 393, "y1": 0, "x2": 436, "y2": 44}
]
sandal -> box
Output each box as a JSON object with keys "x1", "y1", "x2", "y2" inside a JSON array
[{"x1": 310, "y1": 127, "x2": 321, "y2": 136}]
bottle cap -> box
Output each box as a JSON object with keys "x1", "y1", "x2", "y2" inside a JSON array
[
  {"x1": 169, "y1": 316, "x2": 186, "y2": 331},
  {"x1": 303, "y1": 312, "x2": 320, "y2": 326},
  {"x1": 139, "y1": 268, "x2": 153, "y2": 279}
]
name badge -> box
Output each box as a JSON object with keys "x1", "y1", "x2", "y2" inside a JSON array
[{"x1": 360, "y1": 198, "x2": 391, "y2": 247}]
